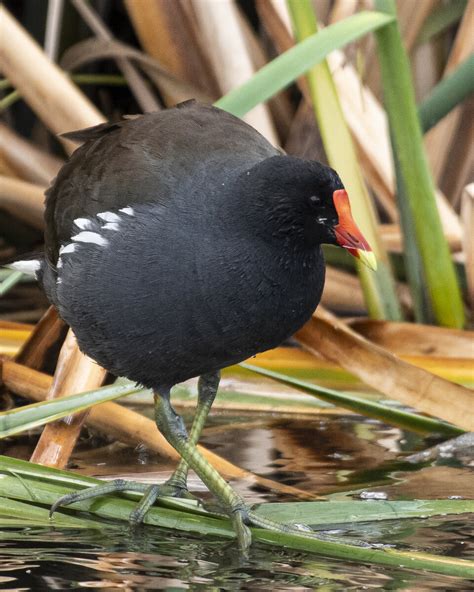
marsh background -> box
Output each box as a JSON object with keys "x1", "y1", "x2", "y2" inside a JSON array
[{"x1": 0, "y1": 0, "x2": 473, "y2": 589}]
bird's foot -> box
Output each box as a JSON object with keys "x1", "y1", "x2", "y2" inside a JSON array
[
  {"x1": 231, "y1": 507, "x2": 252, "y2": 553},
  {"x1": 228, "y1": 503, "x2": 316, "y2": 554},
  {"x1": 162, "y1": 474, "x2": 198, "y2": 502},
  {"x1": 128, "y1": 480, "x2": 199, "y2": 526},
  {"x1": 49, "y1": 478, "x2": 198, "y2": 525}
]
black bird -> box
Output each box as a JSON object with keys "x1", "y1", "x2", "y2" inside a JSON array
[{"x1": 11, "y1": 102, "x2": 376, "y2": 549}]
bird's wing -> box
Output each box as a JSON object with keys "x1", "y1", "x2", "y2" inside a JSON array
[{"x1": 45, "y1": 103, "x2": 278, "y2": 263}]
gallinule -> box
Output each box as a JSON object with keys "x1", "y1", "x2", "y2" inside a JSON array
[{"x1": 12, "y1": 101, "x2": 376, "y2": 550}]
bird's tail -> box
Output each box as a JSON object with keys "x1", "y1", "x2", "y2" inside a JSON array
[
  {"x1": 5, "y1": 260, "x2": 41, "y2": 276},
  {"x1": 4, "y1": 254, "x2": 42, "y2": 277}
]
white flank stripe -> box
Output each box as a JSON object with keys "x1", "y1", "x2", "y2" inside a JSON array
[
  {"x1": 119, "y1": 207, "x2": 134, "y2": 216},
  {"x1": 59, "y1": 243, "x2": 76, "y2": 255},
  {"x1": 73, "y1": 217, "x2": 92, "y2": 230},
  {"x1": 6, "y1": 260, "x2": 40, "y2": 276},
  {"x1": 97, "y1": 211, "x2": 121, "y2": 223},
  {"x1": 103, "y1": 222, "x2": 119, "y2": 231},
  {"x1": 72, "y1": 231, "x2": 108, "y2": 246}
]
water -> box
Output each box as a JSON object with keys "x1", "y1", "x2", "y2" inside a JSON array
[
  {"x1": 1, "y1": 525, "x2": 470, "y2": 590},
  {"x1": 1, "y1": 408, "x2": 473, "y2": 590}
]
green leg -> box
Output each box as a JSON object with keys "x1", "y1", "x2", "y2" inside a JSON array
[
  {"x1": 129, "y1": 372, "x2": 220, "y2": 524},
  {"x1": 167, "y1": 371, "x2": 219, "y2": 490},
  {"x1": 50, "y1": 373, "x2": 220, "y2": 524},
  {"x1": 154, "y1": 386, "x2": 251, "y2": 550},
  {"x1": 153, "y1": 386, "x2": 317, "y2": 552},
  {"x1": 50, "y1": 374, "x2": 317, "y2": 550}
]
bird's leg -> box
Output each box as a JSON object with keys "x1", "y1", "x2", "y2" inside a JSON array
[
  {"x1": 49, "y1": 374, "x2": 220, "y2": 524},
  {"x1": 154, "y1": 387, "x2": 251, "y2": 550},
  {"x1": 166, "y1": 371, "x2": 220, "y2": 492},
  {"x1": 153, "y1": 386, "x2": 318, "y2": 552},
  {"x1": 50, "y1": 379, "x2": 317, "y2": 549},
  {"x1": 128, "y1": 372, "x2": 220, "y2": 524}
]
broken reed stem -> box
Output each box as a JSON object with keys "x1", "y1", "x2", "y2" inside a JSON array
[
  {"x1": 0, "y1": 123, "x2": 63, "y2": 186},
  {"x1": 15, "y1": 306, "x2": 66, "y2": 370},
  {"x1": 0, "y1": 175, "x2": 46, "y2": 229},
  {"x1": 0, "y1": 6, "x2": 104, "y2": 152},
  {"x1": 296, "y1": 308, "x2": 474, "y2": 431},
  {"x1": 461, "y1": 184, "x2": 474, "y2": 314},
  {"x1": 29, "y1": 330, "x2": 107, "y2": 467},
  {"x1": 348, "y1": 318, "x2": 474, "y2": 358},
  {"x1": 190, "y1": 0, "x2": 278, "y2": 144}
]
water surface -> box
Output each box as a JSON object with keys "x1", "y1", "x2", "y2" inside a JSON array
[{"x1": 1, "y1": 402, "x2": 472, "y2": 590}]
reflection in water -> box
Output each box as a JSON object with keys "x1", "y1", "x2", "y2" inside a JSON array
[
  {"x1": 1, "y1": 522, "x2": 471, "y2": 591},
  {"x1": 1, "y1": 412, "x2": 472, "y2": 590}
]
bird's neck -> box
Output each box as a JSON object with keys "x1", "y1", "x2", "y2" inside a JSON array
[{"x1": 226, "y1": 167, "x2": 313, "y2": 258}]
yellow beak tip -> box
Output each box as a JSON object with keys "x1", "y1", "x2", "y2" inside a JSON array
[{"x1": 358, "y1": 250, "x2": 377, "y2": 271}]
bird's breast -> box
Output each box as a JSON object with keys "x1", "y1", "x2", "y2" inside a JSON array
[
  {"x1": 193, "y1": 242, "x2": 324, "y2": 356},
  {"x1": 53, "y1": 207, "x2": 324, "y2": 387}
]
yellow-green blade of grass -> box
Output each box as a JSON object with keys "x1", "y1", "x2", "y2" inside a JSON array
[
  {"x1": 1, "y1": 457, "x2": 473, "y2": 578},
  {"x1": 256, "y1": 499, "x2": 474, "y2": 526},
  {"x1": 416, "y1": 0, "x2": 467, "y2": 46},
  {"x1": 0, "y1": 497, "x2": 103, "y2": 529},
  {"x1": 374, "y1": 0, "x2": 465, "y2": 328},
  {"x1": 0, "y1": 89, "x2": 20, "y2": 112},
  {"x1": 393, "y1": 140, "x2": 432, "y2": 322},
  {"x1": 240, "y1": 363, "x2": 463, "y2": 437},
  {"x1": 418, "y1": 55, "x2": 474, "y2": 133},
  {"x1": 0, "y1": 270, "x2": 23, "y2": 296},
  {"x1": 287, "y1": 0, "x2": 401, "y2": 322},
  {"x1": 0, "y1": 382, "x2": 143, "y2": 438},
  {"x1": 215, "y1": 11, "x2": 394, "y2": 116},
  {"x1": 2, "y1": 365, "x2": 462, "y2": 438}
]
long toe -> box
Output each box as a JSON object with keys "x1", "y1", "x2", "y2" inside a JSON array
[
  {"x1": 128, "y1": 484, "x2": 161, "y2": 526},
  {"x1": 232, "y1": 508, "x2": 252, "y2": 553},
  {"x1": 129, "y1": 482, "x2": 202, "y2": 526},
  {"x1": 50, "y1": 479, "x2": 202, "y2": 523},
  {"x1": 49, "y1": 492, "x2": 82, "y2": 517},
  {"x1": 246, "y1": 509, "x2": 316, "y2": 538},
  {"x1": 49, "y1": 479, "x2": 147, "y2": 518}
]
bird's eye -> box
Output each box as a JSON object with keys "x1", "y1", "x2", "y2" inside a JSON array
[{"x1": 308, "y1": 195, "x2": 320, "y2": 208}]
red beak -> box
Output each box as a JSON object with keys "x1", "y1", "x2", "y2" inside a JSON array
[{"x1": 333, "y1": 189, "x2": 377, "y2": 270}]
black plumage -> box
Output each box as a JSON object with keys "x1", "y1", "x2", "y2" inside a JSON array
[
  {"x1": 19, "y1": 102, "x2": 375, "y2": 548},
  {"x1": 42, "y1": 102, "x2": 343, "y2": 390}
]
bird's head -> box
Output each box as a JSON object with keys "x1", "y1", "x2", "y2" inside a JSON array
[
  {"x1": 245, "y1": 156, "x2": 376, "y2": 270},
  {"x1": 304, "y1": 182, "x2": 377, "y2": 271}
]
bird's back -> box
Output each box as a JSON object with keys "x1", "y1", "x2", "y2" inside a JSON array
[{"x1": 45, "y1": 102, "x2": 279, "y2": 264}]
